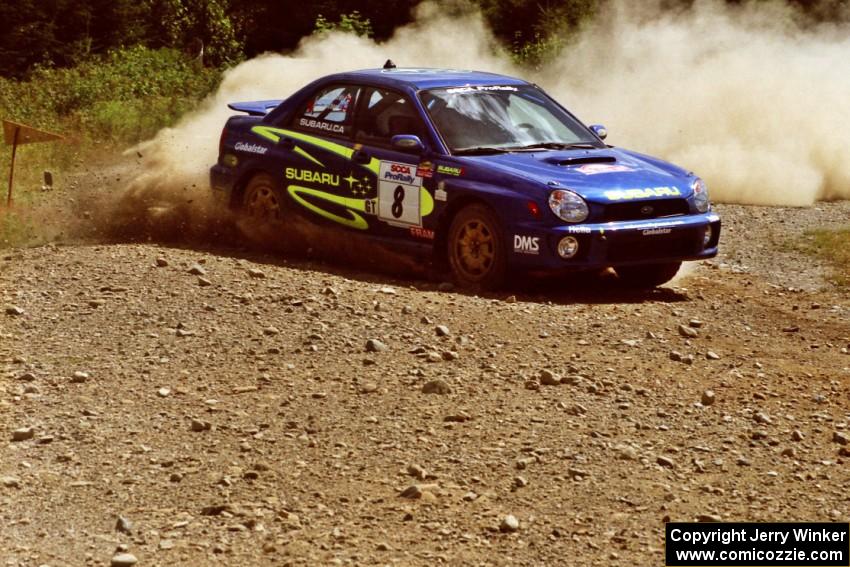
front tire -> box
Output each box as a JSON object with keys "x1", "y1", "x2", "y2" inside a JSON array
[
  {"x1": 447, "y1": 204, "x2": 507, "y2": 290},
  {"x1": 242, "y1": 173, "x2": 285, "y2": 223},
  {"x1": 615, "y1": 262, "x2": 681, "y2": 289}
]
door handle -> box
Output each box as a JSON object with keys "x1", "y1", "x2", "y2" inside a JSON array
[{"x1": 352, "y1": 150, "x2": 371, "y2": 164}]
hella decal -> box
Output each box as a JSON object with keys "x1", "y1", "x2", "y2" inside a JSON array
[
  {"x1": 234, "y1": 142, "x2": 268, "y2": 155},
  {"x1": 285, "y1": 168, "x2": 340, "y2": 186},
  {"x1": 604, "y1": 186, "x2": 682, "y2": 201},
  {"x1": 567, "y1": 226, "x2": 591, "y2": 234},
  {"x1": 513, "y1": 235, "x2": 540, "y2": 255}
]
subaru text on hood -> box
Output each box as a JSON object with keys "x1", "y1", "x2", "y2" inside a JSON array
[{"x1": 210, "y1": 64, "x2": 721, "y2": 289}]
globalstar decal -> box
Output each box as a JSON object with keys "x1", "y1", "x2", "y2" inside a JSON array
[
  {"x1": 234, "y1": 142, "x2": 268, "y2": 155},
  {"x1": 604, "y1": 186, "x2": 681, "y2": 201},
  {"x1": 285, "y1": 168, "x2": 339, "y2": 186}
]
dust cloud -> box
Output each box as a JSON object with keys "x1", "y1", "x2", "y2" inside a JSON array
[{"x1": 123, "y1": 0, "x2": 849, "y2": 229}]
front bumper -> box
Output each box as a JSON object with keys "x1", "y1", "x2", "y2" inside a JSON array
[{"x1": 507, "y1": 212, "x2": 721, "y2": 270}]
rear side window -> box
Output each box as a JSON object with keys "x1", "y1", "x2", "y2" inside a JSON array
[{"x1": 294, "y1": 85, "x2": 360, "y2": 137}]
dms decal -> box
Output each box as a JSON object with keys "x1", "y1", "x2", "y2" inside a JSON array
[
  {"x1": 604, "y1": 186, "x2": 682, "y2": 201},
  {"x1": 234, "y1": 142, "x2": 268, "y2": 155},
  {"x1": 285, "y1": 168, "x2": 340, "y2": 186},
  {"x1": 383, "y1": 163, "x2": 416, "y2": 184},
  {"x1": 299, "y1": 118, "x2": 346, "y2": 134},
  {"x1": 513, "y1": 235, "x2": 540, "y2": 255},
  {"x1": 575, "y1": 163, "x2": 631, "y2": 175}
]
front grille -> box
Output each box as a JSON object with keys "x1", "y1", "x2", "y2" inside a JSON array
[
  {"x1": 600, "y1": 199, "x2": 689, "y2": 222},
  {"x1": 607, "y1": 228, "x2": 702, "y2": 262}
]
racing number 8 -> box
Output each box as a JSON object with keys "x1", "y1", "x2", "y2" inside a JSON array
[{"x1": 391, "y1": 185, "x2": 405, "y2": 219}]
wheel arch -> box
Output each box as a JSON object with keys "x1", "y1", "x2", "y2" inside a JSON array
[{"x1": 231, "y1": 168, "x2": 277, "y2": 210}]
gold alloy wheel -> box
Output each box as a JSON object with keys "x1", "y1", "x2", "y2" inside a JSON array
[
  {"x1": 454, "y1": 219, "x2": 495, "y2": 278},
  {"x1": 244, "y1": 183, "x2": 281, "y2": 221}
]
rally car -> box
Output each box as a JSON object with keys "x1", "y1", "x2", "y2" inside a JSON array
[{"x1": 210, "y1": 62, "x2": 720, "y2": 289}]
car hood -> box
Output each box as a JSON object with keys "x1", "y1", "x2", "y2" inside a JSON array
[{"x1": 465, "y1": 148, "x2": 694, "y2": 203}]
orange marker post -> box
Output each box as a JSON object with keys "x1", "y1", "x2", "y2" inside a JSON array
[{"x1": 3, "y1": 120, "x2": 63, "y2": 208}]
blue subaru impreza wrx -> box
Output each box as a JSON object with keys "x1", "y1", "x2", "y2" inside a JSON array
[{"x1": 210, "y1": 63, "x2": 720, "y2": 289}]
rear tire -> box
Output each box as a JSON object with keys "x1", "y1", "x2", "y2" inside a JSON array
[
  {"x1": 447, "y1": 204, "x2": 507, "y2": 290},
  {"x1": 242, "y1": 173, "x2": 285, "y2": 224},
  {"x1": 615, "y1": 262, "x2": 681, "y2": 289}
]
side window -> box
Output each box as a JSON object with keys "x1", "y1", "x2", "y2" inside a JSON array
[
  {"x1": 354, "y1": 88, "x2": 428, "y2": 147},
  {"x1": 293, "y1": 85, "x2": 359, "y2": 137}
]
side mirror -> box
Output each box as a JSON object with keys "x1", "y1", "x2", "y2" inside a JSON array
[
  {"x1": 391, "y1": 134, "x2": 425, "y2": 153},
  {"x1": 589, "y1": 124, "x2": 608, "y2": 140}
]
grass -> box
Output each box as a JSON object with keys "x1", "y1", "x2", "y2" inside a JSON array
[
  {"x1": 798, "y1": 228, "x2": 850, "y2": 286},
  {"x1": 0, "y1": 47, "x2": 223, "y2": 248}
]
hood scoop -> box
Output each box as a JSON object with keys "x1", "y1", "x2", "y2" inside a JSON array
[{"x1": 543, "y1": 155, "x2": 617, "y2": 167}]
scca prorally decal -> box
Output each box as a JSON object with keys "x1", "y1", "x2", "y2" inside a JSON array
[
  {"x1": 604, "y1": 187, "x2": 681, "y2": 201},
  {"x1": 285, "y1": 168, "x2": 339, "y2": 186},
  {"x1": 234, "y1": 142, "x2": 268, "y2": 155},
  {"x1": 383, "y1": 163, "x2": 417, "y2": 184}
]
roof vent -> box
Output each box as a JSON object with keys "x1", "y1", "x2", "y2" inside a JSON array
[{"x1": 383, "y1": 59, "x2": 397, "y2": 70}]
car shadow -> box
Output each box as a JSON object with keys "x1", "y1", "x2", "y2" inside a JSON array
[{"x1": 86, "y1": 202, "x2": 691, "y2": 307}]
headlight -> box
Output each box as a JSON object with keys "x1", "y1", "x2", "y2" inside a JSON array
[
  {"x1": 548, "y1": 189, "x2": 589, "y2": 223},
  {"x1": 692, "y1": 178, "x2": 710, "y2": 213}
]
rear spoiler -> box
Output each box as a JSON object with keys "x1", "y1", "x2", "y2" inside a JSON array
[{"x1": 227, "y1": 100, "x2": 284, "y2": 116}]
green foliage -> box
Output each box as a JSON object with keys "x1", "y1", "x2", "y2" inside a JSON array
[
  {"x1": 798, "y1": 228, "x2": 850, "y2": 286},
  {"x1": 313, "y1": 11, "x2": 374, "y2": 38},
  {"x1": 0, "y1": 46, "x2": 220, "y2": 144}
]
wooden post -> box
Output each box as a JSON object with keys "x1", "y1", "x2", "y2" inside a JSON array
[{"x1": 6, "y1": 126, "x2": 19, "y2": 207}]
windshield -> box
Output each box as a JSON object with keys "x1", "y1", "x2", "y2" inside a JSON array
[{"x1": 420, "y1": 85, "x2": 602, "y2": 155}]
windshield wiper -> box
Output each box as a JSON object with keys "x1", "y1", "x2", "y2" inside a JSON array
[
  {"x1": 453, "y1": 146, "x2": 515, "y2": 155},
  {"x1": 515, "y1": 142, "x2": 599, "y2": 151}
]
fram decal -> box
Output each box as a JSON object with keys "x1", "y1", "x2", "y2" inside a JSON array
[
  {"x1": 434, "y1": 188, "x2": 447, "y2": 202},
  {"x1": 575, "y1": 163, "x2": 631, "y2": 175},
  {"x1": 513, "y1": 235, "x2": 540, "y2": 255},
  {"x1": 604, "y1": 186, "x2": 682, "y2": 201},
  {"x1": 410, "y1": 227, "x2": 435, "y2": 240},
  {"x1": 299, "y1": 118, "x2": 346, "y2": 134},
  {"x1": 437, "y1": 165, "x2": 463, "y2": 176},
  {"x1": 234, "y1": 142, "x2": 268, "y2": 155},
  {"x1": 285, "y1": 168, "x2": 340, "y2": 186}
]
